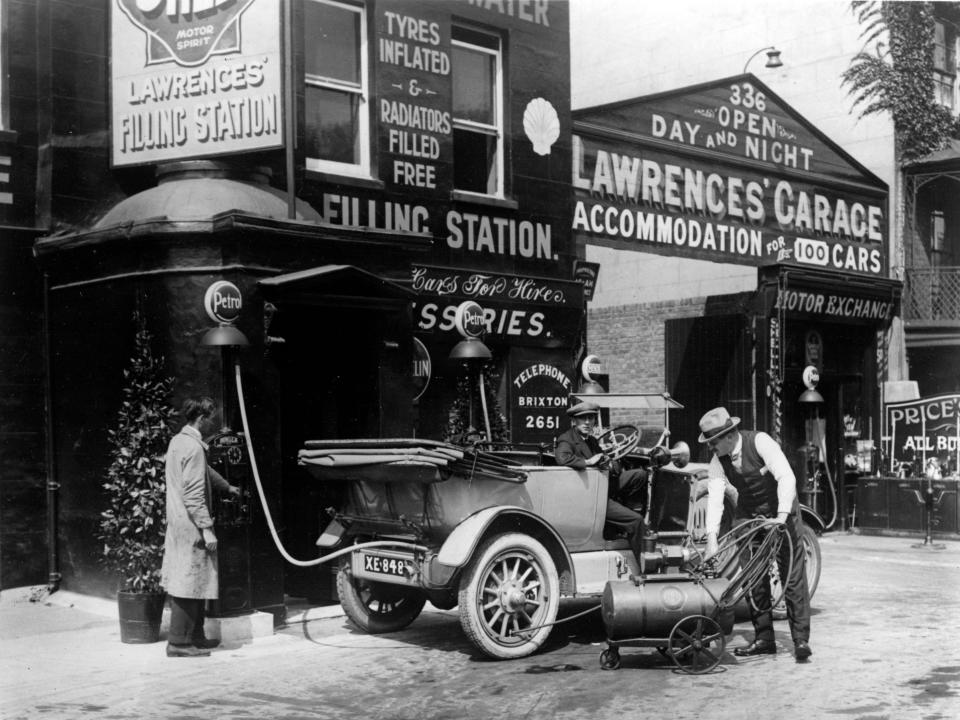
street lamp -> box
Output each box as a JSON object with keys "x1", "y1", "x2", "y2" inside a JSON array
[{"x1": 743, "y1": 46, "x2": 783, "y2": 74}]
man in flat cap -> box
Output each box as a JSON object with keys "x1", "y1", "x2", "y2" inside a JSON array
[
  {"x1": 555, "y1": 401, "x2": 650, "y2": 564},
  {"x1": 699, "y1": 406, "x2": 812, "y2": 662}
]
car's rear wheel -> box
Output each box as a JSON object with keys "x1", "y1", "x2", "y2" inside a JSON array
[
  {"x1": 458, "y1": 532, "x2": 559, "y2": 659},
  {"x1": 337, "y1": 566, "x2": 426, "y2": 634}
]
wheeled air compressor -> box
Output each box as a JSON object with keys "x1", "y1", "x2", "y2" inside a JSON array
[{"x1": 598, "y1": 574, "x2": 735, "y2": 673}]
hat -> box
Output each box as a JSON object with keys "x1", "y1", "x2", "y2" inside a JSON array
[
  {"x1": 567, "y1": 401, "x2": 600, "y2": 418},
  {"x1": 698, "y1": 407, "x2": 741, "y2": 443}
]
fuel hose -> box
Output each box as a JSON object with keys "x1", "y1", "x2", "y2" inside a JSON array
[{"x1": 234, "y1": 361, "x2": 429, "y2": 567}]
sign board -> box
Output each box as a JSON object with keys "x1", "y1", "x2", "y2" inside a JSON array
[
  {"x1": 573, "y1": 77, "x2": 888, "y2": 278},
  {"x1": 204, "y1": 280, "x2": 242, "y2": 324},
  {"x1": 573, "y1": 260, "x2": 600, "y2": 302},
  {"x1": 412, "y1": 265, "x2": 583, "y2": 347},
  {"x1": 509, "y1": 348, "x2": 574, "y2": 445},
  {"x1": 454, "y1": 301, "x2": 486, "y2": 338},
  {"x1": 412, "y1": 338, "x2": 431, "y2": 401},
  {"x1": 110, "y1": 0, "x2": 283, "y2": 166},
  {"x1": 885, "y1": 393, "x2": 960, "y2": 475}
]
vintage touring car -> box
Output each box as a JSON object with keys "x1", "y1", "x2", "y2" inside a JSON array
[{"x1": 299, "y1": 394, "x2": 822, "y2": 660}]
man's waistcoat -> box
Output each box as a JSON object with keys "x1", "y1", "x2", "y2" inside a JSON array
[{"x1": 718, "y1": 430, "x2": 779, "y2": 517}]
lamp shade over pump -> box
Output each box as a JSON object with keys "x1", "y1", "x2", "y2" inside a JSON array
[
  {"x1": 448, "y1": 336, "x2": 492, "y2": 361},
  {"x1": 798, "y1": 387, "x2": 825, "y2": 404},
  {"x1": 202, "y1": 324, "x2": 250, "y2": 347}
]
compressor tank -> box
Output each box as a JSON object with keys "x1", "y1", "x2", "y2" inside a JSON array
[{"x1": 602, "y1": 576, "x2": 734, "y2": 640}]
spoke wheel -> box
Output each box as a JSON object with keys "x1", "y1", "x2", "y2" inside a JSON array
[
  {"x1": 337, "y1": 566, "x2": 426, "y2": 634},
  {"x1": 599, "y1": 648, "x2": 621, "y2": 670},
  {"x1": 458, "y1": 532, "x2": 560, "y2": 659},
  {"x1": 668, "y1": 615, "x2": 725, "y2": 674}
]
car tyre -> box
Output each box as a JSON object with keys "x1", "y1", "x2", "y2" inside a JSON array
[
  {"x1": 458, "y1": 532, "x2": 560, "y2": 659},
  {"x1": 337, "y1": 565, "x2": 427, "y2": 634}
]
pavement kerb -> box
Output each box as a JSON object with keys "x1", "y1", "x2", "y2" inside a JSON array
[{"x1": 0, "y1": 584, "x2": 456, "y2": 635}]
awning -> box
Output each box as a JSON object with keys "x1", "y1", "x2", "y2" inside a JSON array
[{"x1": 258, "y1": 265, "x2": 415, "y2": 308}]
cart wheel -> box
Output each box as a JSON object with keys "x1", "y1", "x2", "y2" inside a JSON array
[
  {"x1": 599, "y1": 648, "x2": 621, "y2": 671},
  {"x1": 668, "y1": 615, "x2": 725, "y2": 674}
]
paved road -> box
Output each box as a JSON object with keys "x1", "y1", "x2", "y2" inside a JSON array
[{"x1": 2, "y1": 533, "x2": 959, "y2": 720}]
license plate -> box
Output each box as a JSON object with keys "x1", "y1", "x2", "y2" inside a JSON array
[{"x1": 360, "y1": 552, "x2": 409, "y2": 578}]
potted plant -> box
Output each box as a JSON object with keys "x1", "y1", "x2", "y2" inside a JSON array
[{"x1": 98, "y1": 310, "x2": 177, "y2": 643}]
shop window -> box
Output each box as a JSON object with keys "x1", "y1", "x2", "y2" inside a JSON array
[
  {"x1": 933, "y1": 19, "x2": 958, "y2": 114},
  {"x1": 452, "y1": 26, "x2": 503, "y2": 198},
  {"x1": 304, "y1": 0, "x2": 370, "y2": 177}
]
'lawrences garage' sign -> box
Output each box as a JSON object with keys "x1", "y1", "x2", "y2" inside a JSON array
[{"x1": 573, "y1": 77, "x2": 888, "y2": 277}]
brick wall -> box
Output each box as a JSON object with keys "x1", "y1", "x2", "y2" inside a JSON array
[{"x1": 588, "y1": 296, "x2": 705, "y2": 427}]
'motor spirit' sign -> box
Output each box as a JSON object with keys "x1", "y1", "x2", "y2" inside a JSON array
[
  {"x1": 111, "y1": 0, "x2": 283, "y2": 166},
  {"x1": 885, "y1": 393, "x2": 960, "y2": 474}
]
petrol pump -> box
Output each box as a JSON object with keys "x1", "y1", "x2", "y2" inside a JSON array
[
  {"x1": 200, "y1": 281, "x2": 257, "y2": 617},
  {"x1": 796, "y1": 363, "x2": 836, "y2": 526}
]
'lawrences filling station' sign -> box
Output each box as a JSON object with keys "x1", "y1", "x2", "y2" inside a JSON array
[{"x1": 111, "y1": 0, "x2": 283, "y2": 166}]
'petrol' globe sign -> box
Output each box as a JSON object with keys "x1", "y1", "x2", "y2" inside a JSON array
[
  {"x1": 204, "y1": 281, "x2": 243, "y2": 324},
  {"x1": 454, "y1": 300, "x2": 486, "y2": 338}
]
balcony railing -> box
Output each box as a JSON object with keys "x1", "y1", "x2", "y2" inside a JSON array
[{"x1": 902, "y1": 266, "x2": 960, "y2": 323}]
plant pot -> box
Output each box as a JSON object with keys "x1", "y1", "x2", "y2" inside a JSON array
[{"x1": 117, "y1": 591, "x2": 166, "y2": 644}]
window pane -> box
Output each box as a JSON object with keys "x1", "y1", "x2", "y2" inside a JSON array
[
  {"x1": 305, "y1": 87, "x2": 359, "y2": 164},
  {"x1": 453, "y1": 45, "x2": 494, "y2": 124},
  {"x1": 305, "y1": 1, "x2": 360, "y2": 84},
  {"x1": 454, "y1": 128, "x2": 498, "y2": 194}
]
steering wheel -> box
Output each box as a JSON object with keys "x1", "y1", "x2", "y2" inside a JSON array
[{"x1": 597, "y1": 425, "x2": 640, "y2": 461}]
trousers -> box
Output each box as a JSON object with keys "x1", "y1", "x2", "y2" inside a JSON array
[
  {"x1": 741, "y1": 513, "x2": 811, "y2": 644},
  {"x1": 605, "y1": 498, "x2": 648, "y2": 562},
  {"x1": 168, "y1": 595, "x2": 209, "y2": 646}
]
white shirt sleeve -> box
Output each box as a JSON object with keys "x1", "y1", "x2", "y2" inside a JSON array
[
  {"x1": 704, "y1": 454, "x2": 728, "y2": 536},
  {"x1": 754, "y1": 431, "x2": 797, "y2": 515}
]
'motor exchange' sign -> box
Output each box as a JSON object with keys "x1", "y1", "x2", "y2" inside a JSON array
[{"x1": 111, "y1": 0, "x2": 283, "y2": 167}]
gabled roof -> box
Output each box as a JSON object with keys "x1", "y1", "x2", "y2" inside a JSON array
[{"x1": 574, "y1": 73, "x2": 886, "y2": 192}]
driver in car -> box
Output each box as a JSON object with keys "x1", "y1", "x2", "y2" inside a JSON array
[{"x1": 555, "y1": 401, "x2": 652, "y2": 564}]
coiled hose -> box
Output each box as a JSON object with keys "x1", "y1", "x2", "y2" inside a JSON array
[{"x1": 702, "y1": 518, "x2": 793, "y2": 613}]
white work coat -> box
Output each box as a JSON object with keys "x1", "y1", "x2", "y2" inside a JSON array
[{"x1": 160, "y1": 425, "x2": 231, "y2": 599}]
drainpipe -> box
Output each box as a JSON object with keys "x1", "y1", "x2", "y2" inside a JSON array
[{"x1": 43, "y1": 272, "x2": 61, "y2": 590}]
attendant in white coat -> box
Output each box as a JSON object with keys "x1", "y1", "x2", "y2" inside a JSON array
[{"x1": 161, "y1": 397, "x2": 239, "y2": 658}]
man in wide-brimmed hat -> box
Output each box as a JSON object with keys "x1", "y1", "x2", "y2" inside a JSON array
[
  {"x1": 699, "y1": 406, "x2": 812, "y2": 662},
  {"x1": 555, "y1": 401, "x2": 651, "y2": 564}
]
